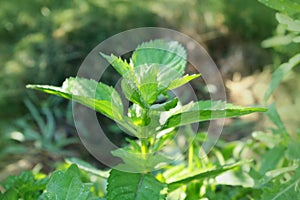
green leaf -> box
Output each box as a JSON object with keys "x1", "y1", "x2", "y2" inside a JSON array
[
  {"x1": 276, "y1": 13, "x2": 300, "y2": 32},
  {"x1": 132, "y1": 40, "x2": 187, "y2": 90},
  {"x1": 125, "y1": 138, "x2": 142, "y2": 152},
  {"x1": 258, "y1": 0, "x2": 300, "y2": 16},
  {"x1": 259, "y1": 145, "x2": 285, "y2": 174},
  {"x1": 167, "y1": 162, "x2": 240, "y2": 192},
  {"x1": 103, "y1": 40, "x2": 189, "y2": 107},
  {"x1": 27, "y1": 77, "x2": 124, "y2": 121},
  {"x1": 2, "y1": 189, "x2": 18, "y2": 200},
  {"x1": 215, "y1": 169, "x2": 254, "y2": 187},
  {"x1": 121, "y1": 64, "x2": 173, "y2": 106},
  {"x1": 293, "y1": 35, "x2": 300, "y2": 43},
  {"x1": 264, "y1": 53, "x2": 300, "y2": 102},
  {"x1": 266, "y1": 103, "x2": 287, "y2": 132},
  {"x1": 255, "y1": 165, "x2": 298, "y2": 188},
  {"x1": 162, "y1": 164, "x2": 186, "y2": 181},
  {"x1": 261, "y1": 167, "x2": 300, "y2": 200},
  {"x1": 152, "y1": 130, "x2": 175, "y2": 152},
  {"x1": 162, "y1": 101, "x2": 267, "y2": 129},
  {"x1": 167, "y1": 74, "x2": 201, "y2": 90},
  {"x1": 261, "y1": 34, "x2": 294, "y2": 48},
  {"x1": 151, "y1": 98, "x2": 178, "y2": 111},
  {"x1": 185, "y1": 181, "x2": 201, "y2": 200},
  {"x1": 252, "y1": 131, "x2": 282, "y2": 148},
  {"x1": 286, "y1": 141, "x2": 300, "y2": 160},
  {"x1": 135, "y1": 110, "x2": 163, "y2": 137},
  {"x1": 43, "y1": 164, "x2": 91, "y2": 200},
  {"x1": 111, "y1": 148, "x2": 171, "y2": 172},
  {"x1": 121, "y1": 76, "x2": 146, "y2": 108},
  {"x1": 132, "y1": 39, "x2": 187, "y2": 75},
  {"x1": 65, "y1": 157, "x2": 109, "y2": 178},
  {"x1": 1, "y1": 171, "x2": 47, "y2": 200},
  {"x1": 100, "y1": 53, "x2": 133, "y2": 76},
  {"x1": 106, "y1": 169, "x2": 167, "y2": 200},
  {"x1": 135, "y1": 64, "x2": 160, "y2": 104}
]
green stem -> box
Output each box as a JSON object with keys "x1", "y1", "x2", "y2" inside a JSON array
[
  {"x1": 188, "y1": 143, "x2": 194, "y2": 172},
  {"x1": 141, "y1": 138, "x2": 148, "y2": 155}
]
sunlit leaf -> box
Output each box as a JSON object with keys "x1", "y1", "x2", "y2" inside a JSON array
[
  {"x1": 167, "y1": 74, "x2": 201, "y2": 90},
  {"x1": 162, "y1": 101, "x2": 267, "y2": 129},
  {"x1": 100, "y1": 53, "x2": 133, "y2": 76},
  {"x1": 135, "y1": 64, "x2": 160, "y2": 104},
  {"x1": 27, "y1": 77, "x2": 124, "y2": 121},
  {"x1": 121, "y1": 75, "x2": 146, "y2": 108},
  {"x1": 132, "y1": 39, "x2": 187, "y2": 74}
]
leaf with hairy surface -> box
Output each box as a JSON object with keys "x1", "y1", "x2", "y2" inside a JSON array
[
  {"x1": 43, "y1": 164, "x2": 91, "y2": 200},
  {"x1": 106, "y1": 169, "x2": 167, "y2": 200}
]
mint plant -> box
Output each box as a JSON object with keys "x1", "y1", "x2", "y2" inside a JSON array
[{"x1": 25, "y1": 39, "x2": 266, "y2": 199}]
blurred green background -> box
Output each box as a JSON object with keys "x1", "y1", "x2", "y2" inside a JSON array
[
  {"x1": 0, "y1": 0, "x2": 277, "y2": 117},
  {"x1": 1, "y1": 0, "x2": 291, "y2": 178}
]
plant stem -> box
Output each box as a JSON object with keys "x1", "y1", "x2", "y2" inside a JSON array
[
  {"x1": 188, "y1": 143, "x2": 194, "y2": 172},
  {"x1": 141, "y1": 138, "x2": 148, "y2": 155}
]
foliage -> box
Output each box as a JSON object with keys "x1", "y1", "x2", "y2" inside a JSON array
[
  {"x1": 0, "y1": 160, "x2": 108, "y2": 200},
  {"x1": 248, "y1": 102, "x2": 300, "y2": 198},
  {"x1": 107, "y1": 169, "x2": 167, "y2": 200},
  {"x1": 0, "y1": 0, "x2": 278, "y2": 121},
  {"x1": 0, "y1": 171, "x2": 47, "y2": 200},
  {"x1": 8, "y1": 96, "x2": 77, "y2": 156},
  {"x1": 0, "y1": 123, "x2": 27, "y2": 161},
  {"x1": 259, "y1": 0, "x2": 300, "y2": 103},
  {"x1": 2, "y1": 1, "x2": 299, "y2": 199},
  {"x1": 264, "y1": 53, "x2": 300, "y2": 102},
  {"x1": 42, "y1": 164, "x2": 91, "y2": 200},
  {"x1": 26, "y1": 39, "x2": 266, "y2": 199},
  {"x1": 222, "y1": 0, "x2": 276, "y2": 41},
  {"x1": 0, "y1": 96, "x2": 77, "y2": 177},
  {"x1": 246, "y1": 1, "x2": 300, "y2": 198},
  {"x1": 0, "y1": 0, "x2": 163, "y2": 119}
]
